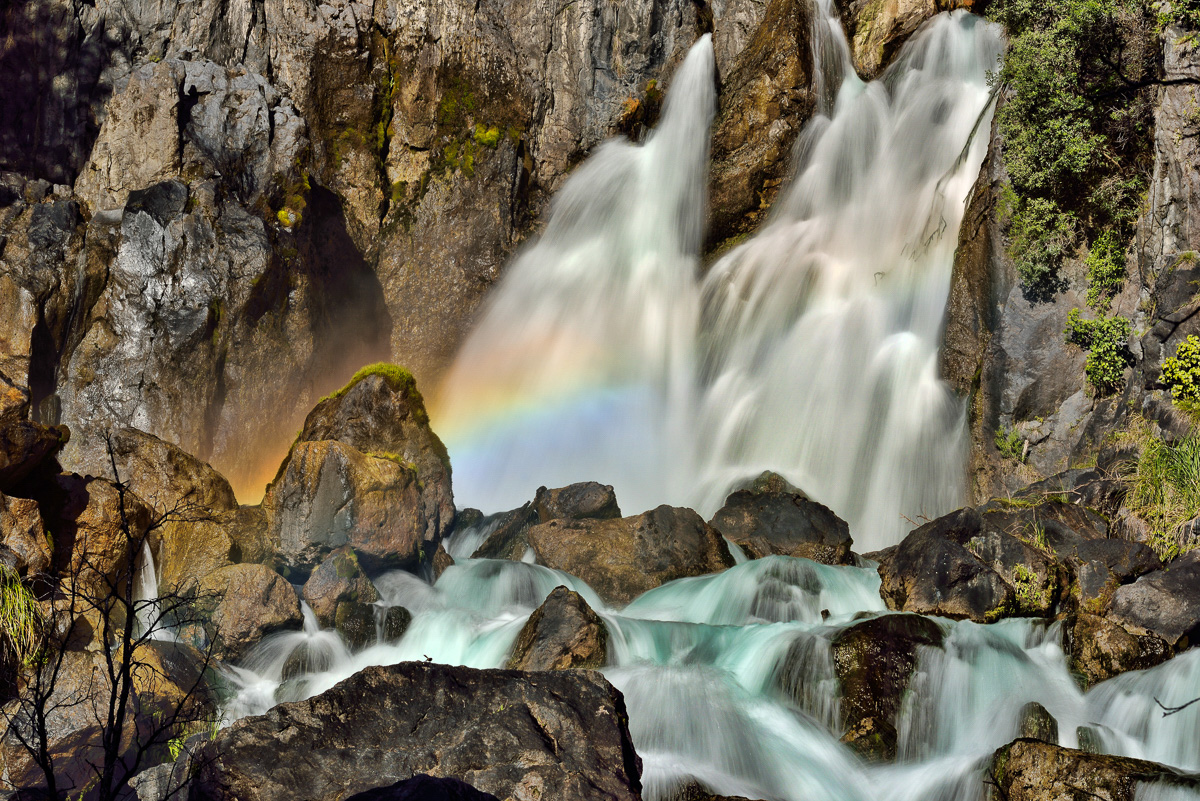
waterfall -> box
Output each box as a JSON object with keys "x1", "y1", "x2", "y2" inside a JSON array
[
  {"x1": 434, "y1": 1, "x2": 1002, "y2": 552},
  {"x1": 215, "y1": 7, "x2": 1200, "y2": 801}
]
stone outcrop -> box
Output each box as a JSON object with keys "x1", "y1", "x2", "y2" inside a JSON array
[
  {"x1": 527, "y1": 505, "x2": 735, "y2": 606},
  {"x1": 834, "y1": 0, "x2": 974, "y2": 81},
  {"x1": 0, "y1": 421, "x2": 67, "y2": 492},
  {"x1": 506, "y1": 586, "x2": 608, "y2": 671},
  {"x1": 0, "y1": 492, "x2": 50, "y2": 576},
  {"x1": 344, "y1": 776, "x2": 500, "y2": 801},
  {"x1": 708, "y1": 488, "x2": 854, "y2": 565},
  {"x1": 471, "y1": 482, "x2": 624, "y2": 561},
  {"x1": 830, "y1": 613, "x2": 944, "y2": 760},
  {"x1": 191, "y1": 662, "x2": 643, "y2": 801},
  {"x1": 989, "y1": 739, "x2": 1200, "y2": 801},
  {"x1": 263, "y1": 367, "x2": 453, "y2": 577}
]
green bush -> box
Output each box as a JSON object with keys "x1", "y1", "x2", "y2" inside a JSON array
[
  {"x1": 1162, "y1": 334, "x2": 1200, "y2": 406},
  {"x1": 995, "y1": 426, "x2": 1026, "y2": 461},
  {"x1": 1, "y1": 565, "x2": 43, "y2": 666},
  {"x1": 1064, "y1": 309, "x2": 1131, "y2": 393},
  {"x1": 990, "y1": 0, "x2": 1157, "y2": 289},
  {"x1": 1085, "y1": 230, "x2": 1127, "y2": 311}
]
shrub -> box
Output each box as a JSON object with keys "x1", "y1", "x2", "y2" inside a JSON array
[
  {"x1": 0, "y1": 565, "x2": 43, "y2": 666},
  {"x1": 1085, "y1": 230, "x2": 1127, "y2": 311},
  {"x1": 1064, "y1": 309, "x2": 1131, "y2": 394},
  {"x1": 1161, "y1": 334, "x2": 1200, "y2": 406},
  {"x1": 995, "y1": 426, "x2": 1026, "y2": 461},
  {"x1": 991, "y1": 0, "x2": 1157, "y2": 289}
]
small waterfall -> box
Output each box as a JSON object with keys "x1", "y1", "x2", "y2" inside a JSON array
[
  {"x1": 132, "y1": 542, "x2": 174, "y2": 641},
  {"x1": 435, "y1": 6, "x2": 1003, "y2": 552}
]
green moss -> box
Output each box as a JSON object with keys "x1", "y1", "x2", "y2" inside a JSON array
[
  {"x1": 473, "y1": 124, "x2": 501, "y2": 148},
  {"x1": 1011, "y1": 564, "x2": 1050, "y2": 613},
  {"x1": 995, "y1": 425, "x2": 1026, "y2": 462},
  {"x1": 276, "y1": 208, "x2": 300, "y2": 228}
]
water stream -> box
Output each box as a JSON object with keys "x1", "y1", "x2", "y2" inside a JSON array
[{"x1": 209, "y1": 4, "x2": 1200, "y2": 799}]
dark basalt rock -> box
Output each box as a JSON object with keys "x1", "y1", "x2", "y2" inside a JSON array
[
  {"x1": 527, "y1": 505, "x2": 735, "y2": 607},
  {"x1": 190, "y1": 662, "x2": 643, "y2": 801},
  {"x1": 874, "y1": 508, "x2": 1015, "y2": 621},
  {"x1": 709, "y1": 489, "x2": 853, "y2": 565},
  {"x1": 507, "y1": 586, "x2": 608, "y2": 671},
  {"x1": 344, "y1": 775, "x2": 500, "y2": 801},
  {"x1": 1109, "y1": 550, "x2": 1200, "y2": 650},
  {"x1": 1017, "y1": 702, "x2": 1058, "y2": 743},
  {"x1": 533, "y1": 482, "x2": 621, "y2": 523},
  {"x1": 989, "y1": 739, "x2": 1200, "y2": 801},
  {"x1": 830, "y1": 613, "x2": 944, "y2": 760},
  {"x1": 302, "y1": 546, "x2": 380, "y2": 631}
]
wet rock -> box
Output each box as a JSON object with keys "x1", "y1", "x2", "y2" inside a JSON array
[
  {"x1": 708, "y1": 0, "x2": 815, "y2": 248},
  {"x1": 1017, "y1": 702, "x2": 1058, "y2": 744},
  {"x1": 302, "y1": 546, "x2": 380, "y2": 630},
  {"x1": 470, "y1": 504, "x2": 539, "y2": 561},
  {"x1": 709, "y1": 489, "x2": 853, "y2": 565},
  {"x1": 0, "y1": 493, "x2": 49, "y2": 576},
  {"x1": 673, "y1": 782, "x2": 759, "y2": 801},
  {"x1": 874, "y1": 508, "x2": 1015, "y2": 621},
  {"x1": 533, "y1": 482, "x2": 621, "y2": 523},
  {"x1": 507, "y1": 586, "x2": 608, "y2": 671},
  {"x1": 198, "y1": 564, "x2": 302, "y2": 661},
  {"x1": 831, "y1": 613, "x2": 944, "y2": 760},
  {"x1": 0, "y1": 421, "x2": 66, "y2": 492},
  {"x1": 1076, "y1": 727, "x2": 1104, "y2": 754},
  {"x1": 834, "y1": 0, "x2": 974, "y2": 80},
  {"x1": 1067, "y1": 613, "x2": 1170, "y2": 689},
  {"x1": 381, "y1": 606, "x2": 412, "y2": 642},
  {"x1": 1109, "y1": 551, "x2": 1200, "y2": 650},
  {"x1": 334, "y1": 602, "x2": 377, "y2": 651},
  {"x1": 989, "y1": 739, "x2": 1200, "y2": 801},
  {"x1": 344, "y1": 775, "x2": 500, "y2": 801},
  {"x1": 527, "y1": 505, "x2": 735, "y2": 606},
  {"x1": 191, "y1": 662, "x2": 643, "y2": 801}
]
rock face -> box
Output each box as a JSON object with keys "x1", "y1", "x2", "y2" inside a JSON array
[
  {"x1": 0, "y1": 421, "x2": 66, "y2": 492},
  {"x1": 708, "y1": 489, "x2": 853, "y2": 565},
  {"x1": 831, "y1": 614, "x2": 944, "y2": 760},
  {"x1": 191, "y1": 662, "x2": 643, "y2": 801},
  {"x1": 527, "y1": 505, "x2": 735, "y2": 606},
  {"x1": 198, "y1": 564, "x2": 303, "y2": 660},
  {"x1": 989, "y1": 739, "x2": 1200, "y2": 801},
  {"x1": 507, "y1": 586, "x2": 608, "y2": 671},
  {"x1": 0, "y1": 492, "x2": 50, "y2": 576},
  {"x1": 834, "y1": 0, "x2": 974, "y2": 80},
  {"x1": 263, "y1": 368, "x2": 454, "y2": 577},
  {"x1": 1108, "y1": 550, "x2": 1200, "y2": 649},
  {"x1": 345, "y1": 776, "x2": 500, "y2": 801}
]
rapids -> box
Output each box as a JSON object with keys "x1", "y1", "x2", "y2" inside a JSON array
[{"x1": 206, "y1": 4, "x2": 1200, "y2": 800}]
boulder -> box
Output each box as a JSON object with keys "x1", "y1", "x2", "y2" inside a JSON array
[
  {"x1": 0, "y1": 421, "x2": 66, "y2": 492},
  {"x1": 708, "y1": 489, "x2": 853, "y2": 565},
  {"x1": 345, "y1": 776, "x2": 500, "y2": 801},
  {"x1": 191, "y1": 662, "x2": 642, "y2": 801},
  {"x1": 507, "y1": 586, "x2": 608, "y2": 671},
  {"x1": 302, "y1": 547, "x2": 379, "y2": 649},
  {"x1": 874, "y1": 508, "x2": 1015, "y2": 621},
  {"x1": 1067, "y1": 613, "x2": 1170, "y2": 688},
  {"x1": 989, "y1": 739, "x2": 1200, "y2": 801},
  {"x1": 1108, "y1": 551, "x2": 1200, "y2": 649},
  {"x1": 470, "y1": 504, "x2": 539, "y2": 561},
  {"x1": 532, "y1": 482, "x2": 621, "y2": 523},
  {"x1": 0, "y1": 370, "x2": 29, "y2": 426},
  {"x1": 68, "y1": 428, "x2": 238, "y2": 513},
  {"x1": 0, "y1": 492, "x2": 49, "y2": 575},
  {"x1": 381, "y1": 606, "x2": 412, "y2": 642},
  {"x1": 265, "y1": 367, "x2": 454, "y2": 577},
  {"x1": 198, "y1": 564, "x2": 302, "y2": 661},
  {"x1": 265, "y1": 441, "x2": 437, "y2": 579},
  {"x1": 829, "y1": 614, "x2": 944, "y2": 760},
  {"x1": 1017, "y1": 702, "x2": 1058, "y2": 744},
  {"x1": 527, "y1": 506, "x2": 735, "y2": 606}
]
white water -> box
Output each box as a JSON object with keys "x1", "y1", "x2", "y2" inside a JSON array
[
  {"x1": 212, "y1": 6, "x2": 1200, "y2": 800},
  {"x1": 435, "y1": 0, "x2": 1000, "y2": 552}
]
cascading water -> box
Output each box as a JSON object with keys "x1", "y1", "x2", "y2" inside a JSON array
[
  {"x1": 435, "y1": 0, "x2": 1000, "y2": 552},
  {"x1": 214, "y1": 6, "x2": 1200, "y2": 801}
]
